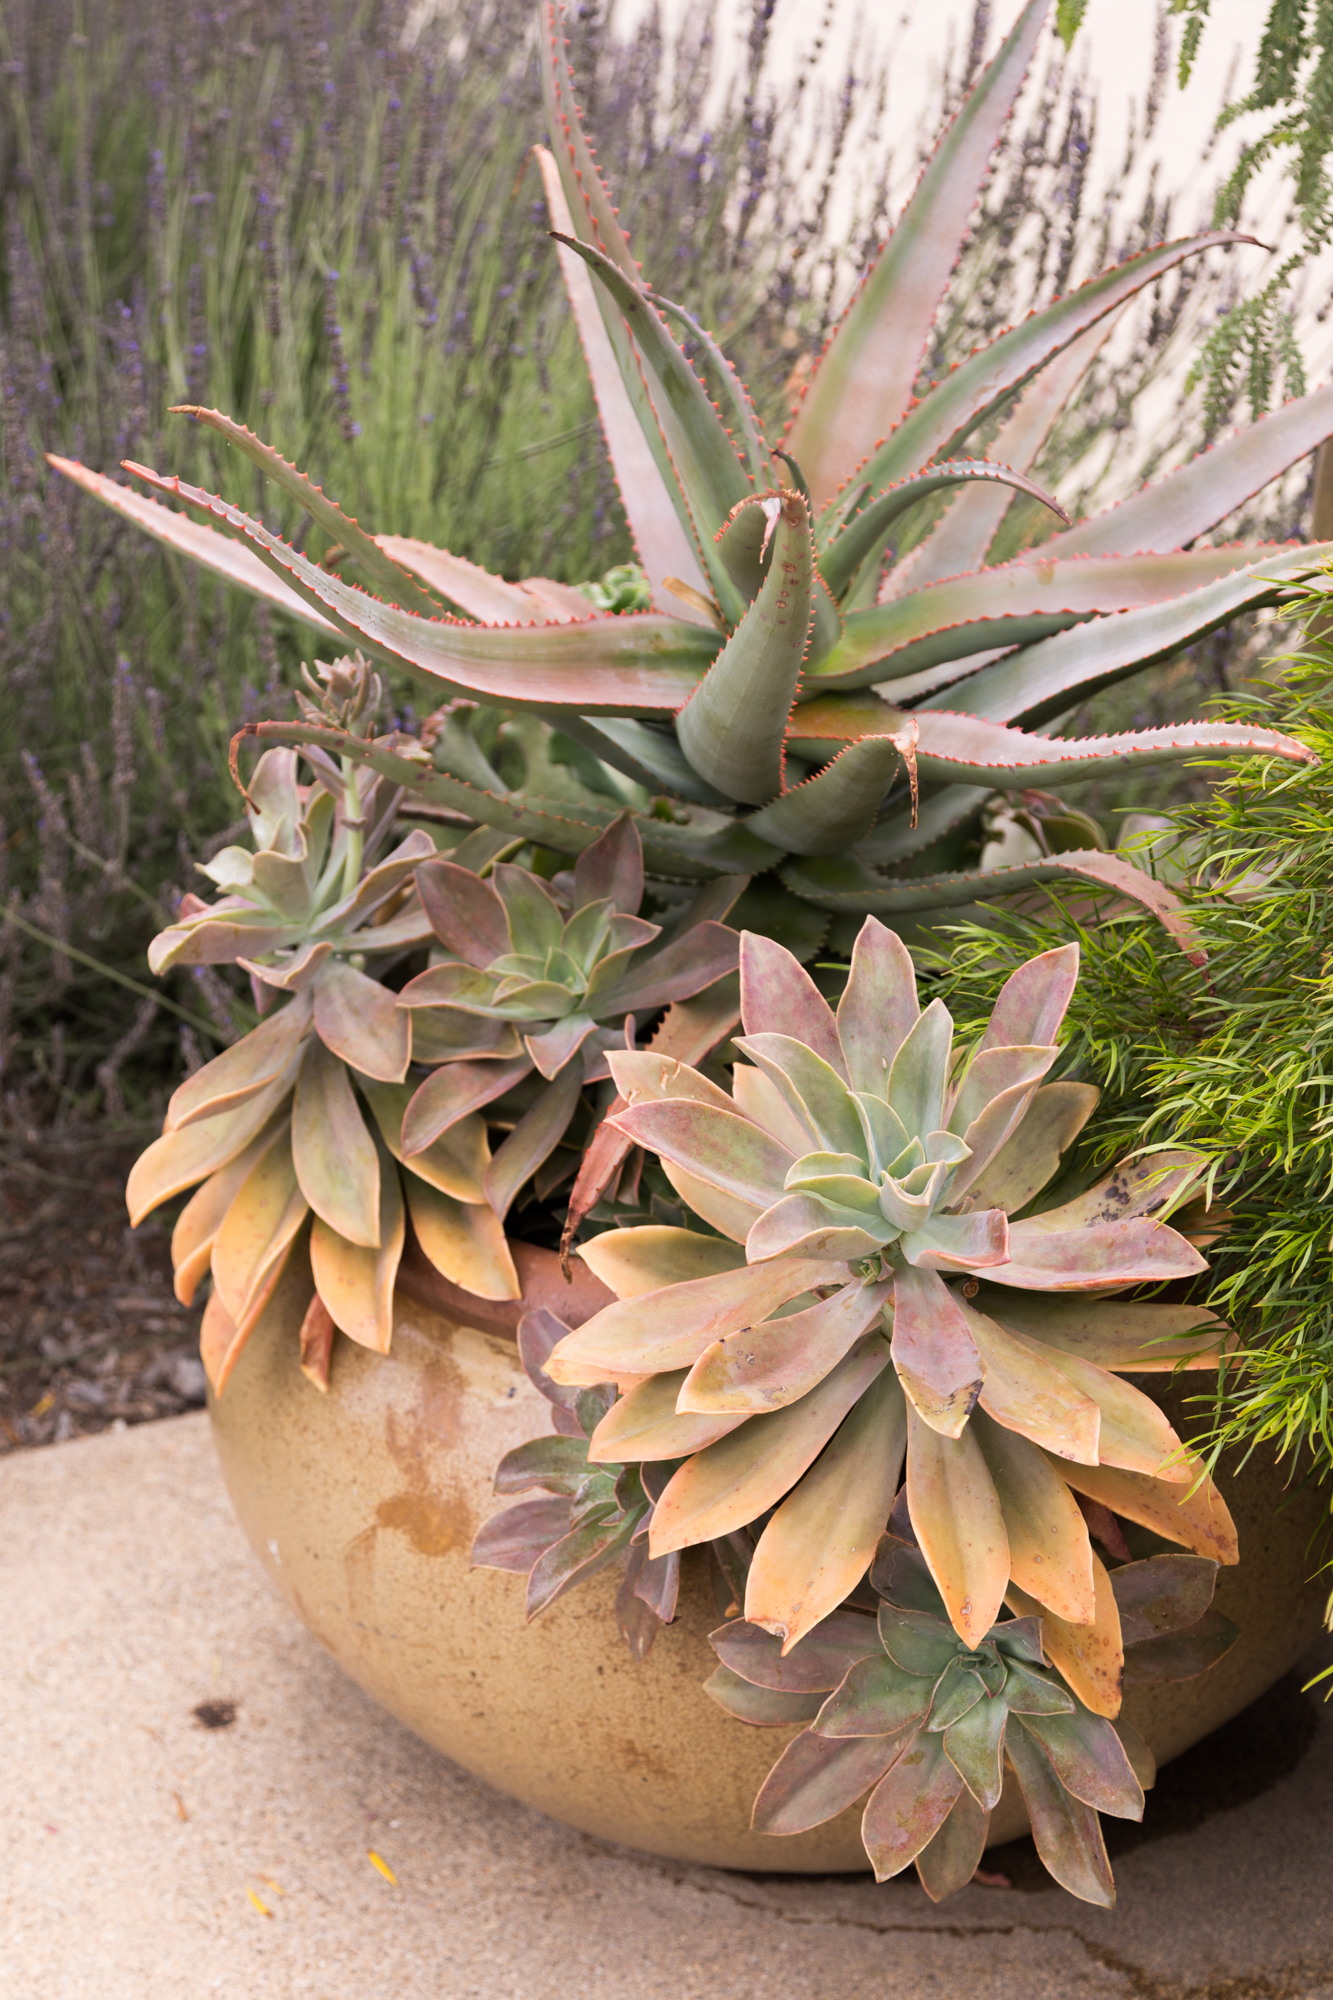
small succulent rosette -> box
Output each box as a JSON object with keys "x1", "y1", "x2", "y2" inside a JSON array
[{"x1": 532, "y1": 919, "x2": 1233, "y2": 1714}]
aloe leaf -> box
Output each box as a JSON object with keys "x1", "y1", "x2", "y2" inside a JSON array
[
  {"x1": 703, "y1": 1666, "x2": 824, "y2": 1728},
  {"x1": 680, "y1": 1277, "x2": 891, "y2": 1416},
  {"x1": 610, "y1": 1099, "x2": 796, "y2": 1210},
  {"x1": 1007, "y1": 1555, "x2": 1123, "y2": 1718},
  {"x1": 1052, "y1": 1455, "x2": 1238, "y2": 1567},
  {"x1": 752, "y1": 1727, "x2": 911, "y2": 1836},
  {"x1": 786, "y1": 0, "x2": 1049, "y2": 509},
  {"x1": 1005, "y1": 1720, "x2": 1116, "y2": 1906},
  {"x1": 571, "y1": 715, "x2": 730, "y2": 805},
  {"x1": 209, "y1": 1128, "x2": 308, "y2": 1335},
  {"x1": 985, "y1": 1295, "x2": 1226, "y2": 1373},
  {"x1": 482, "y1": 1058, "x2": 584, "y2": 1220},
  {"x1": 972, "y1": 1410, "x2": 1095, "y2": 1625},
  {"x1": 1122, "y1": 1611, "x2": 1240, "y2": 1684},
  {"x1": 291, "y1": 1037, "x2": 381, "y2": 1248},
  {"x1": 470, "y1": 1495, "x2": 572, "y2": 1573},
  {"x1": 533, "y1": 150, "x2": 712, "y2": 618},
  {"x1": 124, "y1": 463, "x2": 717, "y2": 714},
  {"x1": 915, "y1": 1786, "x2": 991, "y2": 1903},
  {"x1": 967, "y1": 1083, "x2": 1100, "y2": 1215},
  {"x1": 576, "y1": 1224, "x2": 745, "y2": 1298},
  {"x1": 165, "y1": 995, "x2": 311, "y2": 1132},
  {"x1": 311, "y1": 960, "x2": 409, "y2": 1084},
  {"x1": 905, "y1": 1403, "x2": 1009, "y2": 1646},
  {"x1": 404, "y1": 1176, "x2": 520, "y2": 1302},
  {"x1": 739, "y1": 932, "x2": 845, "y2": 1073},
  {"x1": 743, "y1": 737, "x2": 910, "y2": 856},
  {"x1": 545, "y1": 1256, "x2": 841, "y2": 1385},
  {"x1": 860, "y1": 230, "x2": 1249, "y2": 498},
  {"x1": 400, "y1": 1054, "x2": 534, "y2": 1156},
  {"x1": 861, "y1": 1726, "x2": 965, "y2": 1881},
  {"x1": 676, "y1": 490, "x2": 815, "y2": 804},
  {"x1": 813, "y1": 1653, "x2": 934, "y2": 1740},
  {"x1": 648, "y1": 1336, "x2": 891, "y2": 1555},
  {"x1": 1042, "y1": 377, "x2": 1333, "y2": 559},
  {"x1": 1019, "y1": 1705, "x2": 1144, "y2": 1820},
  {"x1": 308, "y1": 1156, "x2": 404, "y2": 1355},
  {"x1": 938, "y1": 542, "x2": 1333, "y2": 726},
  {"x1": 818, "y1": 460, "x2": 1070, "y2": 602},
  {"x1": 651, "y1": 291, "x2": 772, "y2": 485},
  {"x1": 416, "y1": 861, "x2": 511, "y2": 967},
  {"x1": 890, "y1": 1265, "x2": 985, "y2": 1438},
  {"x1": 710, "y1": 1609, "x2": 881, "y2": 1692},
  {"x1": 169, "y1": 407, "x2": 446, "y2": 617},
  {"x1": 808, "y1": 544, "x2": 1281, "y2": 694},
  {"x1": 1110, "y1": 1554, "x2": 1219, "y2": 1644},
  {"x1": 966, "y1": 1309, "x2": 1101, "y2": 1464},
  {"x1": 376, "y1": 534, "x2": 563, "y2": 624}
]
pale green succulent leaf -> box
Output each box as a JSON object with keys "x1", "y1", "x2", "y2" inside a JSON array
[
  {"x1": 817, "y1": 459, "x2": 1070, "y2": 601},
  {"x1": 651, "y1": 290, "x2": 773, "y2": 485},
  {"x1": 886, "y1": 998, "x2": 953, "y2": 1140},
  {"x1": 609, "y1": 1098, "x2": 794, "y2": 1209},
  {"x1": 813, "y1": 1654, "x2": 935, "y2": 1739},
  {"x1": 735, "y1": 1033, "x2": 866, "y2": 1159},
  {"x1": 589, "y1": 920, "x2": 740, "y2": 1016},
  {"x1": 745, "y1": 1192, "x2": 888, "y2": 1264},
  {"x1": 739, "y1": 932, "x2": 846, "y2": 1071},
  {"x1": 743, "y1": 736, "x2": 910, "y2": 856}
]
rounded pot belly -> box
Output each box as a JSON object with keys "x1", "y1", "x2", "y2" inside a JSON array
[{"x1": 209, "y1": 1260, "x2": 1328, "y2": 1871}]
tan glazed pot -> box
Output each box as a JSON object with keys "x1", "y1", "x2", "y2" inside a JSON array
[{"x1": 210, "y1": 1250, "x2": 1330, "y2": 1870}]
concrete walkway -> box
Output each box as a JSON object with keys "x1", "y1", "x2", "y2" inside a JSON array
[{"x1": 3, "y1": 1414, "x2": 1332, "y2": 1999}]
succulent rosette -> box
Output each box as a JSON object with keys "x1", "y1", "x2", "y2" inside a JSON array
[{"x1": 544, "y1": 919, "x2": 1237, "y2": 1715}]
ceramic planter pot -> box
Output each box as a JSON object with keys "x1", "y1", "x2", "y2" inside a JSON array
[{"x1": 209, "y1": 1245, "x2": 1329, "y2": 1870}]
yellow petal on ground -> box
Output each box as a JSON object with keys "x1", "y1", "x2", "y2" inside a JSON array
[
  {"x1": 972, "y1": 1409, "x2": 1095, "y2": 1624},
  {"x1": 368, "y1": 1851, "x2": 398, "y2": 1885},
  {"x1": 402, "y1": 1174, "x2": 520, "y2": 1301},
  {"x1": 291, "y1": 1036, "x2": 381, "y2": 1247},
  {"x1": 1007, "y1": 1552, "x2": 1124, "y2": 1719},
  {"x1": 905, "y1": 1402, "x2": 1009, "y2": 1648},
  {"x1": 246, "y1": 1888, "x2": 273, "y2": 1917}
]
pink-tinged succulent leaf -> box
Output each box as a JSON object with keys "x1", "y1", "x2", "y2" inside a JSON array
[
  {"x1": 591, "y1": 920, "x2": 741, "y2": 1016},
  {"x1": 470, "y1": 1495, "x2": 573, "y2": 1573},
  {"x1": 740, "y1": 932, "x2": 845, "y2": 1072},
  {"x1": 968, "y1": 1081, "x2": 1101, "y2": 1214},
  {"x1": 359, "y1": 1079, "x2": 489, "y2": 1202},
  {"x1": 311, "y1": 829, "x2": 439, "y2": 939},
  {"x1": 733, "y1": 1065, "x2": 814, "y2": 1154},
  {"x1": 547, "y1": 1256, "x2": 841, "y2": 1385},
  {"x1": 861, "y1": 230, "x2": 1252, "y2": 498},
  {"x1": 891, "y1": 1265, "x2": 986, "y2": 1438},
  {"x1": 1043, "y1": 378, "x2": 1333, "y2": 559},
  {"x1": 972, "y1": 1410, "x2": 1096, "y2": 1624},
  {"x1": 703, "y1": 1666, "x2": 824, "y2": 1728},
  {"x1": 1053, "y1": 1455, "x2": 1238, "y2": 1566},
  {"x1": 886, "y1": 999, "x2": 953, "y2": 1140},
  {"x1": 376, "y1": 533, "x2": 575, "y2": 624},
  {"x1": 632, "y1": 1543, "x2": 680, "y2": 1623},
  {"x1": 947, "y1": 1045, "x2": 1055, "y2": 1140},
  {"x1": 711, "y1": 1609, "x2": 882, "y2": 1692},
  {"x1": 493, "y1": 1435, "x2": 590, "y2": 1496},
  {"x1": 752, "y1": 1727, "x2": 912, "y2": 1836},
  {"x1": 649, "y1": 1336, "x2": 890, "y2": 1555},
  {"x1": 483, "y1": 1058, "x2": 585, "y2": 1220},
  {"x1": 1122, "y1": 1612, "x2": 1239, "y2": 1684},
  {"x1": 532, "y1": 147, "x2": 713, "y2": 617},
  {"x1": 746, "y1": 1365, "x2": 908, "y2": 1650},
  {"x1": 786, "y1": 0, "x2": 1049, "y2": 509},
  {"x1": 209, "y1": 1128, "x2": 308, "y2": 1334},
  {"x1": 298, "y1": 1289, "x2": 336, "y2": 1392},
  {"x1": 813, "y1": 1653, "x2": 935, "y2": 1740},
  {"x1": 1110, "y1": 1554, "x2": 1220, "y2": 1644},
  {"x1": 403, "y1": 1176, "x2": 521, "y2": 1302},
  {"x1": 915, "y1": 1786, "x2": 991, "y2": 1903},
  {"x1": 906, "y1": 1404, "x2": 1009, "y2": 1645},
  {"x1": 149, "y1": 907, "x2": 292, "y2": 975},
  {"x1": 818, "y1": 460, "x2": 1071, "y2": 604},
  {"x1": 169, "y1": 406, "x2": 446, "y2": 617},
  {"x1": 124, "y1": 464, "x2": 718, "y2": 714},
  {"x1": 607, "y1": 1048, "x2": 736, "y2": 1113},
  {"x1": 979, "y1": 944, "x2": 1081, "y2": 1054},
  {"x1": 985, "y1": 1296, "x2": 1227, "y2": 1372},
  {"x1": 401, "y1": 1054, "x2": 534, "y2": 1155},
  {"x1": 735, "y1": 1035, "x2": 864, "y2": 1157},
  {"x1": 165, "y1": 993, "x2": 311, "y2": 1132},
  {"x1": 573, "y1": 812, "x2": 644, "y2": 915},
  {"x1": 679, "y1": 1276, "x2": 892, "y2": 1415},
  {"x1": 1019, "y1": 1705, "x2": 1144, "y2": 1820},
  {"x1": 587, "y1": 1369, "x2": 747, "y2": 1462},
  {"x1": 492, "y1": 862, "x2": 564, "y2": 956},
  {"x1": 127, "y1": 1087, "x2": 292, "y2": 1228},
  {"x1": 312, "y1": 960, "x2": 409, "y2": 1084},
  {"x1": 238, "y1": 938, "x2": 335, "y2": 994},
  {"x1": 290, "y1": 1036, "x2": 381, "y2": 1248},
  {"x1": 902, "y1": 1208, "x2": 1010, "y2": 1271},
  {"x1": 995, "y1": 1216, "x2": 1207, "y2": 1293},
  {"x1": 1113, "y1": 1719, "x2": 1156, "y2": 1791},
  {"x1": 944, "y1": 542, "x2": 1333, "y2": 728},
  {"x1": 745, "y1": 1193, "x2": 885, "y2": 1264},
  {"x1": 676, "y1": 490, "x2": 815, "y2": 804},
  {"x1": 743, "y1": 735, "x2": 913, "y2": 857},
  {"x1": 47, "y1": 455, "x2": 342, "y2": 640},
  {"x1": 170, "y1": 1134, "x2": 275, "y2": 1305},
  {"x1": 1005, "y1": 1720, "x2": 1116, "y2": 1906},
  {"x1": 966, "y1": 1309, "x2": 1100, "y2": 1464},
  {"x1": 835, "y1": 917, "x2": 919, "y2": 1095},
  {"x1": 576, "y1": 1224, "x2": 745, "y2": 1299},
  {"x1": 525, "y1": 1013, "x2": 598, "y2": 1081},
  {"x1": 870, "y1": 1534, "x2": 950, "y2": 1617},
  {"x1": 309, "y1": 1163, "x2": 405, "y2": 1354},
  {"x1": 609, "y1": 1099, "x2": 795, "y2": 1209},
  {"x1": 947, "y1": 1073, "x2": 1057, "y2": 1204},
  {"x1": 861, "y1": 1725, "x2": 965, "y2": 1881},
  {"x1": 1007, "y1": 1554, "x2": 1124, "y2": 1718},
  {"x1": 664, "y1": 1160, "x2": 765, "y2": 1244},
  {"x1": 526, "y1": 1511, "x2": 641, "y2": 1620},
  {"x1": 415, "y1": 860, "x2": 511, "y2": 967},
  {"x1": 1028, "y1": 1150, "x2": 1205, "y2": 1230},
  {"x1": 1035, "y1": 1349, "x2": 1191, "y2": 1484}
]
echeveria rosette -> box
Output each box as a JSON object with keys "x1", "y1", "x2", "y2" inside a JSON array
[
  {"x1": 547, "y1": 918, "x2": 1237, "y2": 1699},
  {"x1": 706, "y1": 1532, "x2": 1238, "y2": 1906},
  {"x1": 394, "y1": 812, "x2": 741, "y2": 1217}
]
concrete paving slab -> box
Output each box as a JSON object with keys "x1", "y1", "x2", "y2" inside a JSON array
[{"x1": 2, "y1": 1413, "x2": 1331, "y2": 2000}]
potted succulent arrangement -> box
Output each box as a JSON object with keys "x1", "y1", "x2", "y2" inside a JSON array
[{"x1": 58, "y1": 0, "x2": 1332, "y2": 1905}]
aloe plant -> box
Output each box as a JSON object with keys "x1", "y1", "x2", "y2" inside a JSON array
[
  {"x1": 50, "y1": 0, "x2": 1328, "y2": 946},
  {"x1": 125, "y1": 659, "x2": 740, "y2": 1394}
]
